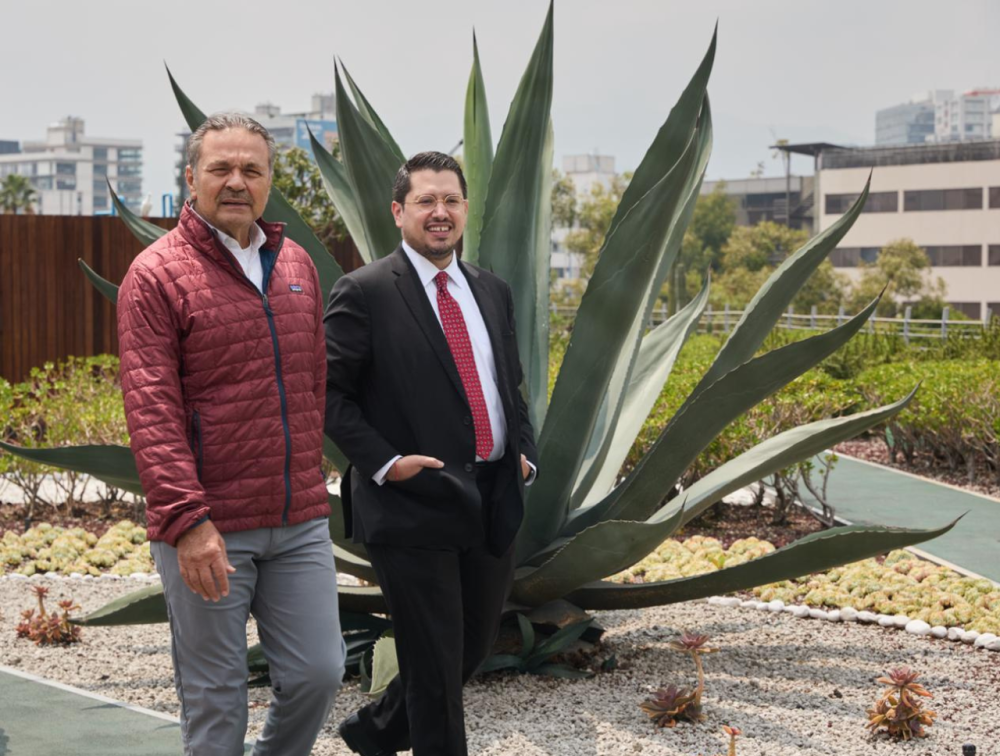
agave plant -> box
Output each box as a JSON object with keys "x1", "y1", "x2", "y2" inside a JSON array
[{"x1": 1, "y1": 3, "x2": 954, "y2": 640}]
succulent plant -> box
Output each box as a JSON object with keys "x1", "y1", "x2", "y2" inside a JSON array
[
  {"x1": 866, "y1": 667, "x2": 936, "y2": 741},
  {"x1": 1, "y1": 5, "x2": 955, "y2": 645},
  {"x1": 639, "y1": 683, "x2": 702, "y2": 728},
  {"x1": 667, "y1": 631, "x2": 719, "y2": 708},
  {"x1": 15, "y1": 586, "x2": 82, "y2": 646}
]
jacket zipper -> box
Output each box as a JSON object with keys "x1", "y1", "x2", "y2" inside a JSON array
[{"x1": 216, "y1": 228, "x2": 294, "y2": 524}]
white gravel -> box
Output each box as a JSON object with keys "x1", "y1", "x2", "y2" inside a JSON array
[{"x1": 2, "y1": 577, "x2": 997, "y2": 755}]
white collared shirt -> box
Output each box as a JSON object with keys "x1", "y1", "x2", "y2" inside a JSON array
[
  {"x1": 191, "y1": 205, "x2": 266, "y2": 292},
  {"x1": 374, "y1": 243, "x2": 536, "y2": 485}
]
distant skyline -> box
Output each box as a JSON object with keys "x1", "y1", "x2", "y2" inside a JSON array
[{"x1": 3, "y1": 0, "x2": 998, "y2": 215}]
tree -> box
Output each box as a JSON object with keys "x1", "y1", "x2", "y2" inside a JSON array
[
  {"x1": 270, "y1": 145, "x2": 347, "y2": 252},
  {"x1": 563, "y1": 173, "x2": 631, "y2": 279},
  {"x1": 550, "y1": 169, "x2": 577, "y2": 229},
  {"x1": 720, "y1": 221, "x2": 808, "y2": 272},
  {"x1": 846, "y1": 239, "x2": 946, "y2": 318},
  {"x1": 0, "y1": 174, "x2": 37, "y2": 214},
  {"x1": 683, "y1": 182, "x2": 736, "y2": 273}
]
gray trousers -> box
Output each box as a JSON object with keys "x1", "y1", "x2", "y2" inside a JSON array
[{"x1": 152, "y1": 518, "x2": 345, "y2": 756}]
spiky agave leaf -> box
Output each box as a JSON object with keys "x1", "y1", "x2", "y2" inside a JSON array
[{"x1": 461, "y1": 31, "x2": 493, "y2": 265}]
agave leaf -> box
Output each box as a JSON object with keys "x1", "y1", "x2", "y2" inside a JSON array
[
  {"x1": 78, "y1": 259, "x2": 119, "y2": 305},
  {"x1": 566, "y1": 518, "x2": 961, "y2": 611},
  {"x1": 478, "y1": 1, "x2": 554, "y2": 433},
  {"x1": 693, "y1": 174, "x2": 871, "y2": 398},
  {"x1": 108, "y1": 180, "x2": 167, "y2": 248},
  {"x1": 0, "y1": 441, "x2": 143, "y2": 496},
  {"x1": 77, "y1": 583, "x2": 165, "y2": 626},
  {"x1": 525, "y1": 617, "x2": 593, "y2": 666},
  {"x1": 340, "y1": 63, "x2": 406, "y2": 164},
  {"x1": 655, "y1": 387, "x2": 919, "y2": 527},
  {"x1": 334, "y1": 63, "x2": 402, "y2": 260},
  {"x1": 323, "y1": 436, "x2": 349, "y2": 475},
  {"x1": 165, "y1": 66, "x2": 342, "y2": 294},
  {"x1": 479, "y1": 654, "x2": 526, "y2": 674},
  {"x1": 520, "y1": 121, "x2": 703, "y2": 560},
  {"x1": 572, "y1": 277, "x2": 710, "y2": 512},
  {"x1": 367, "y1": 633, "x2": 399, "y2": 698},
  {"x1": 512, "y1": 506, "x2": 686, "y2": 606},
  {"x1": 517, "y1": 612, "x2": 535, "y2": 658},
  {"x1": 338, "y1": 584, "x2": 388, "y2": 615},
  {"x1": 462, "y1": 31, "x2": 494, "y2": 266},
  {"x1": 568, "y1": 295, "x2": 881, "y2": 532},
  {"x1": 309, "y1": 129, "x2": 372, "y2": 264},
  {"x1": 529, "y1": 663, "x2": 593, "y2": 679},
  {"x1": 333, "y1": 544, "x2": 378, "y2": 583}
]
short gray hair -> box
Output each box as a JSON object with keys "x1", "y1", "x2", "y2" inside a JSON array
[{"x1": 186, "y1": 112, "x2": 277, "y2": 173}]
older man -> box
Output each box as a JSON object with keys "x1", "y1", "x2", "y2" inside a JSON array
[{"x1": 117, "y1": 112, "x2": 344, "y2": 756}]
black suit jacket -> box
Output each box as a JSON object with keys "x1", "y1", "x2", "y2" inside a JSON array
[{"x1": 324, "y1": 246, "x2": 538, "y2": 556}]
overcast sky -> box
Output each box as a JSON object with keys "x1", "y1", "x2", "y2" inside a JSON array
[{"x1": 3, "y1": 0, "x2": 998, "y2": 214}]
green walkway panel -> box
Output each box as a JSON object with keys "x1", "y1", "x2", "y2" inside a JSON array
[
  {"x1": 0, "y1": 666, "x2": 253, "y2": 755},
  {"x1": 801, "y1": 454, "x2": 1000, "y2": 583}
]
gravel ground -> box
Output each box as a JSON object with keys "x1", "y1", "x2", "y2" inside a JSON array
[{"x1": 2, "y1": 577, "x2": 997, "y2": 756}]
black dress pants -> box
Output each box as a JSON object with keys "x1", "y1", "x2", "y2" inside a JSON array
[{"x1": 357, "y1": 464, "x2": 516, "y2": 756}]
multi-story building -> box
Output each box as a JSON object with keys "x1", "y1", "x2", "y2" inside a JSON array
[
  {"x1": 877, "y1": 89, "x2": 1000, "y2": 146},
  {"x1": 700, "y1": 176, "x2": 815, "y2": 231},
  {"x1": 0, "y1": 117, "x2": 142, "y2": 214},
  {"x1": 550, "y1": 153, "x2": 617, "y2": 283},
  {"x1": 174, "y1": 94, "x2": 338, "y2": 206},
  {"x1": 789, "y1": 139, "x2": 1000, "y2": 320}
]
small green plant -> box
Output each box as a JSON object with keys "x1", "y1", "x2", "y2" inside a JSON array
[
  {"x1": 15, "y1": 585, "x2": 82, "y2": 646},
  {"x1": 478, "y1": 613, "x2": 594, "y2": 679},
  {"x1": 865, "y1": 667, "x2": 936, "y2": 741},
  {"x1": 639, "y1": 683, "x2": 701, "y2": 728},
  {"x1": 667, "y1": 631, "x2": 719, "y2": 712}
]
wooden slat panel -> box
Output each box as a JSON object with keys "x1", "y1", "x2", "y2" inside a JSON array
[{"x1": 0, "y1": 215, "x2": 362, "y2": 383}]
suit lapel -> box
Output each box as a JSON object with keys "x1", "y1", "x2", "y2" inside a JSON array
[{"x1": 391, "y1": 247, "x2": 470, "y2": 407}]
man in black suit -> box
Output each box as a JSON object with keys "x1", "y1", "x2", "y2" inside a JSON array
[{"x1": 325, "y1": 151, "x2": 538, "y2": 756}]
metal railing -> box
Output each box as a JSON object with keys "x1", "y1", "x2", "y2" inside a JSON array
[{"x1": 551, "y1": 303, "x2": 996, "y2": 344}]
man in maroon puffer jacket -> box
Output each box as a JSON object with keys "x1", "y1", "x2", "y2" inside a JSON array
[{"x1": 118, "y1": 112, "x2": 344, "y2": 756}]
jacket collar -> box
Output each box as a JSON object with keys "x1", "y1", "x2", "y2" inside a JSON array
[{"x1": 177, "y1": 202, "x2": 286, "y2": 259}]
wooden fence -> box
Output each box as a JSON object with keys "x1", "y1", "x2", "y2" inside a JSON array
[{"x1": 0, "y1": 214, "x2": 362, "y2": 383}]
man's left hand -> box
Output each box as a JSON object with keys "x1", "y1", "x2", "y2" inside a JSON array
[{"x1": 521, "y1": 454, "x2": 531, "y2": 481}]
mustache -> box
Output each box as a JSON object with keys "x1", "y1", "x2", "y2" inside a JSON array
[{"x1": 219, "y1": 191, "x2": 251, "y2": 203}]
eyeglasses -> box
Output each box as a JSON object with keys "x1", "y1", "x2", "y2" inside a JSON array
[{"x1": 407, "y1": 195, "x2": 465, "y2": 212}]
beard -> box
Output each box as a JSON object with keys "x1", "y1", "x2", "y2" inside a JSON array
[{"x1": 405, "y1": 233, "x2": 455, "y2": 262}]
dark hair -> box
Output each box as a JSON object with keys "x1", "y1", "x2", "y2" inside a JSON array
[{"x1": 392, "y1": 151, "x2": 467, "y2": 204}]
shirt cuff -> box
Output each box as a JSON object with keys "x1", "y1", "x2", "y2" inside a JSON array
[
  {"x1": 374, "y1": 455, "x2": 402, "y2": 486},
  {"x1": 524, "y1": 460, "x2": 538, "y2": 486}
]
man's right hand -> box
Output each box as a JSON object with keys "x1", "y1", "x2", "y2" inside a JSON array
[
  {"x1": 389, "y1": 455, "x2": 445, "y2": 482},
  {"x1": 176, "y1": 520, "x2": 235, "y2": 602}
]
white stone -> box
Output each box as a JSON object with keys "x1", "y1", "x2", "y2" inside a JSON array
[
  {"x1": 930, "y1": 626, "x2": 948, "y2": 639},
  {"x1": 839, "y1": 607, "x2": 859, "y2": 622},
  {"x1": 892, "y1": 614, "x2": 911, "y2": 629},
  {"x1": 808, "y1": 609, "x2": 828, "y2": 620},
  {"x1": 129, "y1": 572, "x2": 148, "y2": 581},
  {"x1": 707, "y1": 596, "x2": 724, "y2": 605},
  {"x1": 100, "y1": 574, "x2": 120, "y2": 581},
  {"x1": 718, "y1": 597, "x2": 741, "y2": 607},
  {"x1": 767, "y1": 600, "x2": 785, "y2": 612},
  {"x1": 947, "y1": 627, "x2": 965, "y2": 641},
  {"x1": 905, "y1": 620, "x2": 931, "y2": 636},
  {"x1": 740, "y1": 600, "x2": 757, "y2": 608},
  {"x1": 973, "y1": 633, "x2": 997, "y2": 648},
  {"x1": 825, "y1": 610, "x2": 842, "y2": 622},
  {"x1": 986, "y1": 639, "x2": 1000, "y2": 652},
  {"x1": 83, "y1": 575, "x2": 94, "y2": 580},
  {"x1": 69, "y1": 572, "x2": 83, "y2": 580},
  {"x1": 754, "y1": 601, "x2": 770, "y2": 611},
  {"x1": 44, "y1": 571, "x2": 59, "y2": 579},
  {"x1": 791, "y1": 605, "x2": 811, "y2": 618},
  {"x1": 877, "y1": 615, "x2": 896, "y2": 628},
  {"x1": 857, "y1": 611, "x2": 878, "y2": 624},
  {"x1": 9, "y1": 573, "x2": 28, "y2": 581},
  {"x1": 960, "y1": 630, "x2": 980, "y2": 644}
]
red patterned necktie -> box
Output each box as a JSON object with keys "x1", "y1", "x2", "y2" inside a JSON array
[{"x1": 434, "y1": 271, "x2": 494, "y2": 459}]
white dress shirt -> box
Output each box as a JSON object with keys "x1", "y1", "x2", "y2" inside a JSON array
[
  {"x1": 191, "y1": 205, "x2": 266, "y2": 293},
  {"x1": 374, "y1": 243, "x2": 535, "y2": 485}
]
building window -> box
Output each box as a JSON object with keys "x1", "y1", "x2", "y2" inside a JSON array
[
  {"x1": 948, "y1": 302, "x2": 982, "y2": 320},
  {"x1": 93, "y1": 195, "x2": 108, "y2": 209},
  {"x1": 56, "y1": 179, "x2": 76, "y2": 190},
  {"x1": 34, "y1": 176, "x2": 52, "y2": 190},
  {"x1": 923, "y1": 245, "x2": 981, "y2": 267},
  {"x1": 987, "y1": 303, "x2": 1000, "y2": 320},
  {"x1": 55, "y1": 162, "x2": 76, "y2": 175},
  {"x1": 903, "y1": 188, "x2": 983, "y2": 211},
  {"x1": 829, "y1": 247, "x2": 881, "y2": 267},
  {"x1": 118, "y1": 180, "x2": 141, "y2": 194},
  {"x1": 117, "y1": 164, "x2": 142, "y2": 177},
  {"x1": 93, "y1": 163, "x2": 108, "y2": 176},
  {"x1": 118, "y1": 149, "x2": 141, "y2": 161},
  {"x1": 825, "y1": 191, "x2": 898, "y2": 215},
  {"x1": 93, "y1": 147, "x2": 108, "y2": 160},
  {"x1": 989, "y1": 246, "x2": 1000, "y2": 266},
  {"x1": 990, "y1": 187, "x2": 1000, "y2": 208}
]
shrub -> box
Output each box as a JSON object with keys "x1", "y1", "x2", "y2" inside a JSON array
[{"x1": 15, "y1": 585, "x2": 83, "y2": 646}]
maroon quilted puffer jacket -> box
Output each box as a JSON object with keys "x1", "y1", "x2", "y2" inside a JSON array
[{"x1": 117, "y1": 204, "x2": 330, "y2": 546}]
